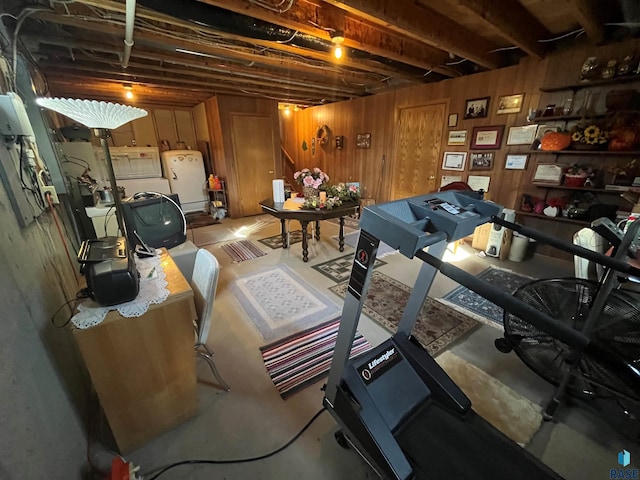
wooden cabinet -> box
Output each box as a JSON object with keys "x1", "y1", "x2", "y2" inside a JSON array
[{"x1": 73, "y1": 251, "x2": 198, "y2": 453}]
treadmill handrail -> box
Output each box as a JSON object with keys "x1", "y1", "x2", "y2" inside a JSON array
[
  {"x1": 492, "y1": 216, "x2": 640, "y2": 277},
  {"x1": 415, "y1": 249, "x2": 591, "y2": 350}
]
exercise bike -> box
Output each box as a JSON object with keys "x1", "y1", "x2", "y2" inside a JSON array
[{"x1": 494, "y1": 216, "x2": 640, "y2": 441}]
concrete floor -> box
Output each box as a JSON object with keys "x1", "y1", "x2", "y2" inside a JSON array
[{"x1": 100, "y1": 215, "x2": 638, "y2": 479}]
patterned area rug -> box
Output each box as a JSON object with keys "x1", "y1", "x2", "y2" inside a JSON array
[
  {"x1": 440, "y1": 267, "x2": 534, "y2": 328},
  {"x1": 330, "y1": 271, "x2": 478, "y2": 355},
  {"x1": 258, "y1": 230, "x2": 303, "y2": 249},
  {"x1": 260, "y1": 318, "x2": 372, "y2": 398},
  {"x1": 312, "y1": 253, "x2": 386, "y2": 283},
  {"x1": 233, "y1": 265, "x2": 341, "y2": 342},
  {"x1": 339, "y1": 230, "x2": 397, "y2": 258},
  {"x1": 221, "y1": 240, "x2": 267, "y2": 262},
  {"x1": 326, "y1": 215, "x2": 361, "y2": 230}
]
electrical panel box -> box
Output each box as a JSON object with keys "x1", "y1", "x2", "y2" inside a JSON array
[{"x1": 0, "y1": 92, "x2": 35, "y2": 137}]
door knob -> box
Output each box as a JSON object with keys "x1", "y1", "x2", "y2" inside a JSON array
[
  {"x1": 268, "y1": 170, "x2": 274, "y2": 174},
  {"x1": 429, "y1": 175, "x2": 435, "y2": 180}
]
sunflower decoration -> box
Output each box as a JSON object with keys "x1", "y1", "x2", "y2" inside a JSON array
[{"x1": 570, "y1": 123, "x2": 609, "y2": 149}]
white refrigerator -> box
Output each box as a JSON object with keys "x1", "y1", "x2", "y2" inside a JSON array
[{"x1": 161, "y1": 149, "x2": 208, "y2": 213}]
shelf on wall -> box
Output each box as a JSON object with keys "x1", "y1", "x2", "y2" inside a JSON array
[
  {"x1": 517, "y1": 210, "x2": 590, "y2": 226},
  {"x1": 532, "y1": 184, "x2": 630, "y2": 193},
  {"x1": 540, "y1": 75, "x2": 640, "y2": 93},
  {"x1": 530, "y1": 149, "x2": 640, "y2": 156}
]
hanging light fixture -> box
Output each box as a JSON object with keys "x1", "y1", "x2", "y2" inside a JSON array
[
  {"x1": 123, "y1": 84, "x2": 134, "y2": 99},
  {"x1": 330, "y1": 30, "x2": 345, "y2": 60}
]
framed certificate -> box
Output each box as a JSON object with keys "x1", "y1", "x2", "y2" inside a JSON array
[
  {"x1": 506, "y1": 125, "x2": 538, "y2": 145},
  {"x1": 505, "y1": 154, "x2": 529, "y2": 170},
  {"x1": 447, "y1": 130, "x2": 467, "y2": 146},
  {"x1": 470, "y1": 125, "x2": 504, "y2": 150},
  {"x1": 442, "y1": 151, "x2": 467, "y2": 171},
  {"x1": 533, "y1": 164, "x2": 563, "y2": 185}
]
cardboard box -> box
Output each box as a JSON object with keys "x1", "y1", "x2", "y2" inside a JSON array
[{"x1": 472, "y1": 223, "x2": 492, "y2": 251}]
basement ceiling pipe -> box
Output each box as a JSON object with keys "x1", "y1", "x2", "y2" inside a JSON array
[{"x1": 123, "y1": 0, "x2": 137, "y2": 69}]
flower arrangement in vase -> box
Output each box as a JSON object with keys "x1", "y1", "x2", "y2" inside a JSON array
[
  {"x1": 294, "y1": 167, "x2": 329, "y2": 188},
  {"x1": 301, "y1": 183, "x2": 361, "y2": 210}
]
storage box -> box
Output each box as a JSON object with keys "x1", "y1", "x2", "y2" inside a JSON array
[{"x1": 472, "y1": 223, "x2": 492, "y2": 251}]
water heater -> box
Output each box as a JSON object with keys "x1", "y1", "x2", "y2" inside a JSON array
[{"x1": 485, "y1": 209, "x2": 515, "y2": 258}]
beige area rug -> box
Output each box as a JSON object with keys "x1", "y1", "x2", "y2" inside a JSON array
[{"x1": 436, "y1": 351, "x2": 543, "y2": 445}]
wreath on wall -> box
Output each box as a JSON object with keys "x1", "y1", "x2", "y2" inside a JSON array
[{"x1": 316, "y1": 124, "x2": 330, "y2": 145}]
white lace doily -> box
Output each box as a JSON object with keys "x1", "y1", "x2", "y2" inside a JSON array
[{"x1": 71, "y1": 254, "x2": 170, "y2": 329}]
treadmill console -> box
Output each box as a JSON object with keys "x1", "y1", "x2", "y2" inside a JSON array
[{"x1": 359, "y1": 191, "x2": 501, "y2": 257}]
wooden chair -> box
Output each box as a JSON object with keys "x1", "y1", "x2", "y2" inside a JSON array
[{"x1": 191, "y1": 249, "x2": 230, "y2": 391}]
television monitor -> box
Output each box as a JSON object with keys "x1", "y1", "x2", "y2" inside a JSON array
[{"x1": 122, "y1": 192, "x2": 187, "y2": 249}]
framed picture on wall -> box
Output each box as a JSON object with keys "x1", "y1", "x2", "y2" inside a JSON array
[
  {"x1": 447, "y1": 130, "x2": 467, "y2": 146},
  {"x1": 464, "y1": 97, "x2": 490, "y2": 119},
  {"x1": 356, "y1": 133, "x2": 371, "y2": 149},
  {"x1": 505, "y1": 154, "x2": 529, "y2": 170},
  {"x1": 470, "y1": 125, "x2": 504, "y2": 149},
  {"x1": 506, "y1": 125, "x2": 538, "y2": 145},
  {"x1": 448, "y1": 113, "x2": 458, "y2": 127},
  {"x1": 442, "y1": 151, "x2": 467, "y2": 171},
  {"x1": 497, "y1": 93, "x2": 525, "y2": 114},
  {"x1": 470, "y1": 152, "x2": 494, "y2": 170}
]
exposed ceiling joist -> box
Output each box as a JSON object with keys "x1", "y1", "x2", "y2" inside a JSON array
[
  {"x1": 570, "y1": 0, "x2": 605, "y2": 44},
  {"x1": 28, "y1": 33, "x2": 384, "y2": 91},
  {"x1": 195, "y1": 0, "x2": 454, "y2": 76},
  {"x1": 321, "y1": 0, "x2": 502, "y2": 69},
  {"x1": 32, "y1": 9, "x2": 416, "y2": 84},
  {"x1": 453, "y1": 0, "x2": 550, "y2": 58}
]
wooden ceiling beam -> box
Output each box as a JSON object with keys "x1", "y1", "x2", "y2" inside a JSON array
[
  {"x1": 39, "y1": 61, "x2": 351, "y2": 102},
  {"x1": 569, "y1": 0, "x2": 605, "y2": 44},
  {"x1": 32, "y1": 40, "x2": 369, "y2": 96},
  {"x1": 195, "y1": 0, "x2": 454, "y2": 76},
  {"x1": 42, "y1": 68, "x2": 340, "y2": 103},
  {"x1": 31, "y1": 9, "x2": 417, "y2": 81},
  {"x1": 27, "y1": 32, "x2": 385, "y2": 90},
  {"x1": 452, "y1": 0, "x2": 550, "y2": 58},
  {"x1": 320, "y1": 0, "x2": 501, "y2": 69}
]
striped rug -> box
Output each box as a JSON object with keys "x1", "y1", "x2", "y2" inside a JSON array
[
  {"x1": 221, "y1": 240, "x2": 267, "y2": 262},
  {"x1": 260, "y1": 317, "x2": 372, "y2": 398}
]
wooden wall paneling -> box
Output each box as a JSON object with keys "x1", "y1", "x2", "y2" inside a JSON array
[
  {"x1": 131, "y1": 114, "x2": 158, "y2": 148},
  {"x1": 174, "y1": 110, "x2": 197, "y2": 150},
  {"x1": 204, "y1": 95, "x2": 280, "y2": 217},
  {"x1": 110, "y1": 122, "x2": 134, "y2": 146},
  {"x1": 361, "y1": 92, "x2": 395, "y2": 201},
  {"x1": 192, "y1": 102, "x2": 210, "y2": 143},
  {"x1": 153, "y1": 109, "x2": 179, "y2": 150}
]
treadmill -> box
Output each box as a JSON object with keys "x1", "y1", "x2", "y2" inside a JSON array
[{"x1": 323, "y1": 191, "x2": 640, "y2": 480}]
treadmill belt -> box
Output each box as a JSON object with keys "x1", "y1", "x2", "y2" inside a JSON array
[{"x1": 396, "y1": 402, "x2": 562, "y2": 480}]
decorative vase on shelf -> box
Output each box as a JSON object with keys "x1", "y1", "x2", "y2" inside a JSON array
[{"x1": 303, "y1": 185, "x2": 318, "y2": 199}]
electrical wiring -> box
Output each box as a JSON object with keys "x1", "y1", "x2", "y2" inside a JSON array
[
  {"x1": 50, "y1": 290, "x2": 88, "y2": 328},
  {"x1": 104, "y1": 205, "x2": 116, "y2": 237},
  {"x1": 276, "y1": 29, "x2": 298, "y2": 44},
  {"x1": 144, "y1": 407, "x2": 327, "y2": 480},
  {"x1": 47, "y1": 193, "x2": 81, "y2": 284},
  {"x1": 538, "y1": 28, "x2": 584, "y2": 43}
]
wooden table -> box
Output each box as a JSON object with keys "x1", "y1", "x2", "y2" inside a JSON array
[
  {"x1": 73, "y1": 250, "x2": 197, "y2": 453},
  {"x1": 260, "y1": 199, "x2": 359, "y2": 262}
]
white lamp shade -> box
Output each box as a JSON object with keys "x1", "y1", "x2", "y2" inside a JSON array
[{"x1": 36, "y1": 97, "x2": 148, "y2": 129}]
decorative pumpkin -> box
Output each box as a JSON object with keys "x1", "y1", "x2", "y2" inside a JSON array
[
  {"x1": 540, "y1": 132, "x2": 571, "y2": 151},
  {"x1": 608, "y1": 129, "x2": 637, "y2": 151}
]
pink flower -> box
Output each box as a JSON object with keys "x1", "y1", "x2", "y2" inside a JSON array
[
  {"x1": 293, "y1": 171, "x2": 300, "y2": 179},
  {"x1": 303, "y1": 176, "x2": 315, "y2": 186},
  {"x1": 312, "y1": 178, "x2": 322, "y2": 188}
]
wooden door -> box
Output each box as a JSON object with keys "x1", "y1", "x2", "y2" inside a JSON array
[
  {"x1": 230, "y1": 114, "x2": 276, "y2": 216},
  {"x1": 390, "y1": 103, "x2": 446, "y2": 199}
]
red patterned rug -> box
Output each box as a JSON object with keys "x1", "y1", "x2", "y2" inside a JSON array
[
  {"x1": 260, "y1": 318, "x2": 372, "y2": 399},
  {"x1": 329, "y1": 271, "x2": 479, "y2": 355}
]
